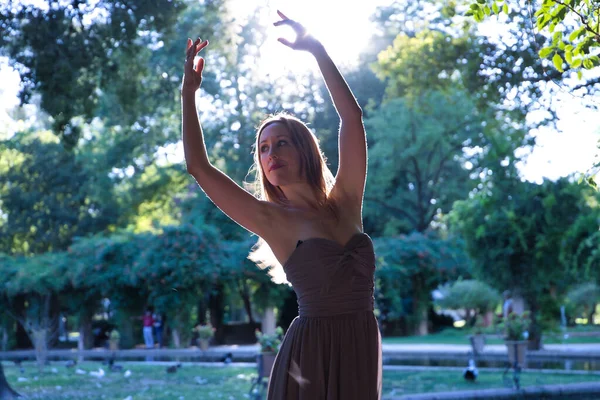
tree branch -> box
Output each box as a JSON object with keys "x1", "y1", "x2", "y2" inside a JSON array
[
  {"x1": 364, "y1": 196, "x2": 418, "y2": 227},
  {"x1": 553, "y1": 0, "x2": 600, "y2": 37}
]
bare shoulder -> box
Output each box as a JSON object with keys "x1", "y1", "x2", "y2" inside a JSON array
[
  {"x1": 258, "y1": 203, "x2": 302, "y2": 244},
  {"x1": 256, "y1": 204, "x2": 305, "y2": 264}
]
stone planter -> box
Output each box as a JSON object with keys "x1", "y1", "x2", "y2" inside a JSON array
[
  {"x1": 261, "y1": 352, "x2": 277, "y2": 378},
  {"x1": 505, "y1": 340, "x2": 528, "y2": 367},
  {"x1": 198, "y1": 338, "x2": 210, "y2": 351},
  {"x1": 469, "y1": 334, "x2": 486, "y2": 354}
]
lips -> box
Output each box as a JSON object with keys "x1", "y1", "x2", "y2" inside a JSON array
[{"x1": 269, "y1": 163, "x2": 284, "y2": 172}]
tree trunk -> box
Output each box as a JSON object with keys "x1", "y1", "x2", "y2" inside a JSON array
[
  {"x1": 13, "y1": 297, "x2": 30, "y2": 350},
  {"x1": 32, "y1": 329, "x2": 48, "y2": 371},
  {"x1": 416, "y1": 307, "x2": 428, "y2": 336},
  {"x1": 77, "y1": 314, "x2": 93, "y2": 363},
  {"x1": 209, "y1": 283, "x2": 225, "y2": 344},
  {"x1": 588, "y1": 303, "x2": 596, "y2": 325},
  {"x1": 1, "y1": 327, "x2": 7, "y2": 352},
  {"x1": 262, "y1": 308, "x2": 276, "y2": 335},
  {"x1": 78, "y1": 314, "x2": 93, "y2": 350},
  {"x1": 238, "y1": 279, "x2": 254, "y2": 323},
  {"x1": 171, "y1": 328, "x2": 181, "y2": 348},
  {"x1": 412, "y1": 276, "x2": 429, "y2": 336},
  {"x1": 48, "y1": 294, "x2": 60, "y2": 348},
  {"x1": 527, "y1": 302, "x2": 543, "y2": 350},
  {"x1": 197, "y1": 292, "x2": 209, "y2": 325},
  {"x1": 0, "y1": 363, "x2": 20, "y2": 400}
]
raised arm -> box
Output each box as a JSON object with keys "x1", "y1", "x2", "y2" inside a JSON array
[
  {"x1": 181, "y1": 38, "x2": 274, "y2": 237},
  {"x1": 274, "y1": 11, "x2": 367, "y2": 204}
]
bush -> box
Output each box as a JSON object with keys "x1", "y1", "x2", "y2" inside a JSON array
[
  {"x1": 503, "y1": 311, "x2": 531, "y2": 341},
  {"x1": 255, "y1": 327, "x2": 284, "y2": 353},
  {"x1": 436, "y1": 279, "x2": 501, "y2": 316},
  {"x1": 194, "y1": 323, "x2": 216, "y2": 340}
]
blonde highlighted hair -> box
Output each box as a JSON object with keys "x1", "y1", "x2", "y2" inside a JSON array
[{"x1": 247, "y1": 112, "x2": 337, "y2": 283}]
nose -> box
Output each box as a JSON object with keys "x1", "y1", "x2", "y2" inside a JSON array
[{"x1": 268, "y1": 148, "x2": 278, "y2": 160}]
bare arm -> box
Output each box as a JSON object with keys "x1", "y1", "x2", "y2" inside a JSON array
[
  {"x1": 312, "y1": 46, "x2": 366, "y2": 203},
  {"x1": 182, "y1": 38, "x2": 274, "y2": 237},
  {"x1": 274, "y1": 12, "x2": 367, "y2": 204}
]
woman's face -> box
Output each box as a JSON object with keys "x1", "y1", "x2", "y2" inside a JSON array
[{"x1": 259, "y1": 123, "x2": 301, "y2": 187}]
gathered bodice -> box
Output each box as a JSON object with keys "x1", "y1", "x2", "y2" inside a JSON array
[{"x1": 283, "y1": 232, "x2": 376, "y2": 317}]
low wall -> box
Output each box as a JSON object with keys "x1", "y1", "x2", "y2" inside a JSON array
[{"x1": 394, "y1": 382, "x2": 600, "y2": 400}]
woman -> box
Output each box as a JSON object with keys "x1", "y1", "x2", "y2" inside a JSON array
[{"x1": 182, "y1": 11, "x2": 382, "y2": 399}]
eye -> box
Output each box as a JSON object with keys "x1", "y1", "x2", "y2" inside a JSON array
[
  {"x1": 260, "y1": 145, "x2": 268, "y2": 153},
  {"x1": 278, "y1": 140, "x2": 287, "y2": 146}
]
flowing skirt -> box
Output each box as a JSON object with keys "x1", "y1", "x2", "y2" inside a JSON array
[{"x1": 266, "y1": 310, "x2": 382, "y2": 400}]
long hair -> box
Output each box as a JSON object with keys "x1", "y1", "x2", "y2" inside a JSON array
[{"x1": 247, "y1": 112, "x2": 337, "y2": 283}]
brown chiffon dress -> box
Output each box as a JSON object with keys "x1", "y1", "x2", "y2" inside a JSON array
[{"x1": 266, "y1": 232, "x2": 382, "y2": 400}]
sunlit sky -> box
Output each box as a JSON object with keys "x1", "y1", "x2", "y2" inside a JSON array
[{"x1": 1, "y1": 0, "x2": 599, "y2": 183}]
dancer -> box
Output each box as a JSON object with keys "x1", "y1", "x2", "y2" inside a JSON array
[{"x1": 181, "y1": 11, "x2": 382, "y2": 399}]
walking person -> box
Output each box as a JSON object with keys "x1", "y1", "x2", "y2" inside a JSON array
[{"x1": 142, "y1": 308, "x2": 154, "y2": 349}]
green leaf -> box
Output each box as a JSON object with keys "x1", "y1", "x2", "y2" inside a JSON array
[
  {"x1": 484, "y1": 4, "x2": 491, "y2": 15},
  {"x1": 551, "y1": 4, "x2": 566, "y2": 18},
  {"x1": 538, "y1": 47, "x2": 554, "y2": 59},
  {"x1": 552, "y1": 31, "x2": 562, "y2": 44},
  {"x1": 536, "y1": 15, "x2": 546, "y2": 29},
  {"x1": 476, "y1": 0, "x2": 486, "y2": 4},
  {"x1": 577, "y1": 70, "x2": 583, "y2": 80},
  {"x1": 470, "y1": 3, "x2": 480, "y2": 10},
  {"x1": 492, "y1": 1, "x2": 499, "y2": 14},
  {"x1": 465, "y1": 9, "x2": 474, "y2": 16},
  {"x1": 565, "y1": 50, "x2": 572, "y2": 64},
  {"x1": 583, "y1": 58, "x2": 593, "y2": 69},
  {"x1": 571, "y1": 58, "x2": 583, "y2": 68},
  {"x1": 476, "y1": 9, "x2": 485, "y2": 21},
  {"x1": 503, "y1": 3, "x2": 509, "y2": 13},
  {"x1": 569, "y1": 26, "x2": 586, "y2": 42},
  {"x1": 552, "y1": 53, "x2": 564, "y2": 72}
]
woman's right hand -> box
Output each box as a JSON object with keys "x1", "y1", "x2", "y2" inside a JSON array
[{"x1": 181, "y1": 37, "x2": 209, "y2": 94}]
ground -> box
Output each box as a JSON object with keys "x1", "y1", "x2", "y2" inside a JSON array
[{"x1": 2, "y1": 361, "x2": 600, "y2": 399}]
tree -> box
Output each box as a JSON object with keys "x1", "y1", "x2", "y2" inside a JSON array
[
  {"x1": 220, "y1": 239, "x2": 293, "y2": 324},
  {"x1": 0, "y1": 362, "x2": 20, "y2": 400},
  {"x1": 559, "y1": 203, "x2": 600, "y2": 279},
  {"x1": 449, "y1": 177, "x2": 599, "y2": 348},
  {"x1": 566, "y1": 282, "x2": 600, "y2": 324},
  {"x1": 0, "y1": 257, "x2": 20, "y2": 399},
  {"x1": 366, "y1": 24, "x2": 531, "y2": 236},
  {"x1": 435, "y1": 279, "x2": 501, "y2": 322},
  {"x1": 364, "y1": 93, "x2": 485, "y2": 235},
  {"x1": 135, "y1": 224, "x2": 223, "y2": 347},
  {"x1": 374, "y1": 232, "x2": 471, "y2": 335},
  {"x1": 0, "y1": 132, "x2": 119, "y2": 256},
  {"x1": 0, "y1": 253, "x2": 68, "y2": 370},
  {"x1": 0, "y1": 0, "x2": 185, "y2": 147},
  {"x1": 379, "y1": 0, "x2": 599, "y2": 135},
  {"x1": 466, "y1": 0, "x2": 600, "y2": 73}
]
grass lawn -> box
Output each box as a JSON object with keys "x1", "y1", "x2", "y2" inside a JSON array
[
  {"x1": 381, "y1": 328, "x2": 600, "y2": 346},
  {"x1": 3, "y1": 361, "x2": 600, "y2": 399}
]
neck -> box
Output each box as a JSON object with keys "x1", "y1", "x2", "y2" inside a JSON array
[{"x1": 279, "y1": 184, "x2": 322, "y2": 211}]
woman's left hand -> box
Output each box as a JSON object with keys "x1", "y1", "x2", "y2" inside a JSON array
[{"x1": 273, "y1": 10, "x2": 323, "y2": 54}]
